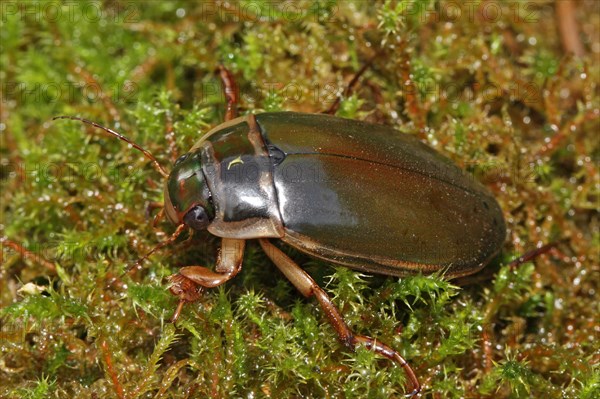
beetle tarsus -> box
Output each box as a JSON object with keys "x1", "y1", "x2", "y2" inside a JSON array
[
  {"x1": 170, "y1": 299, "x2": 187, "y2": 324},
  {"x1": 508, "y1": 241, "x2": 559, "y2": 269},
  {"x1": 168, "y1": 273, "x2": 205, "y2": 323},
  {"x1": 350, "y1": 334, "x2": 421, "y2": 396},
  {"x1": 168, "y1": 273, "x2": 204, "y2": 302}
]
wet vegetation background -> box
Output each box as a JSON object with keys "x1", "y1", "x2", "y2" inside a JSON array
[{"x1": 1, "y1": 1, "x2": 598, "y2": 398}]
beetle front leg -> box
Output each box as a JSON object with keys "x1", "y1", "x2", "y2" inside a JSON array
[
  {"x1": 217, "y1": 64, "x2": 239, "y2": 121},
  {"x1": 259, "y1": 238, "x2": 421, "y2": 397},
  {"x1": 168, "y1": 238, "x2": 245, "y2": 322}
]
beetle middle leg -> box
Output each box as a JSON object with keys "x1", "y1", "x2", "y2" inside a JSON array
[
  {"x1": 258, "y1": 239, "x2": 421, "y2": 397},
  {"x1": 168, "y1": 238, "x2": 245, "y2": 322},
  {"x1": 323, "y1": 54, "x2": 377, "y2": 115}
]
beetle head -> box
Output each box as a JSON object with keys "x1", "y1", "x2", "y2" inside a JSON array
[{"x1": 164, "y1": 151, "x2": 214, "y2": 230}]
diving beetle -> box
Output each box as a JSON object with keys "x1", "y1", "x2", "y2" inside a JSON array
[{"x1": 55, "y1": 65, "x2": 506, "y2": 396}]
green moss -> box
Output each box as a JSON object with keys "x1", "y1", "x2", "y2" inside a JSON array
[
  {"x1": 10, "y1": 375, "x2": 56, "y2": 399},
  {"x1": 1, "y1": 1, "x2": 598, "y2": 398}
]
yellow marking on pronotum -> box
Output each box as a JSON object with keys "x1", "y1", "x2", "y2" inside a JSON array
[{"x1": 227, "y1": 156, "x2": 244, "y2": 170}]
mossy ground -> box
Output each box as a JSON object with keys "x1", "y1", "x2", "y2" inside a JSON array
[{"x1": 1, "y1": 1, "x2": 598, "y2": 398}]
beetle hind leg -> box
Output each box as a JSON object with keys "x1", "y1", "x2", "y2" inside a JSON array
[{"x1": 258, "y1": 239, "x2": 421, "y2": 397}]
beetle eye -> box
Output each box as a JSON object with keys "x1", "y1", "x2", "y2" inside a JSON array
[
  {"x1": 175, "y1": 154, "x2": 189, "y2": 166},
  {"x1": 183, "y1": 206, "x2": 210, "y2": 230}
]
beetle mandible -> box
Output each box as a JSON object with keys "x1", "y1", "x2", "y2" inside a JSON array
[{"x1": 56, "y1": 65, "x2": 506, "y2": 397}]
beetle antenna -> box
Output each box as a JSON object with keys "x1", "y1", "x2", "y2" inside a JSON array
[{"x1": 53, "y1": 116, "x2": 169, "y2": 178}]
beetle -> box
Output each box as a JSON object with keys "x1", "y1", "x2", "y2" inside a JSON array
[{"x1": 55, "y1": 65, "x2": 506, "y2": 397}]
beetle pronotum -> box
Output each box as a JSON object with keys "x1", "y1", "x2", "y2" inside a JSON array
[{"x1": 55, "y1": 65, "x2": 507, "y2": 397}]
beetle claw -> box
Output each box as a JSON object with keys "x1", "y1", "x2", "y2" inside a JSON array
[
  {"x1": 168, "y1": 273, "x2": 205, "y2": 323},
  {"x1": 168, "y1": 273, "x2": 204, "y2": 302}
]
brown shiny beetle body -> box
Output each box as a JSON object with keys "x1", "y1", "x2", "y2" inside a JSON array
[{"x1": 164, "y1": 111, "x2": 505, "y2": 279}]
